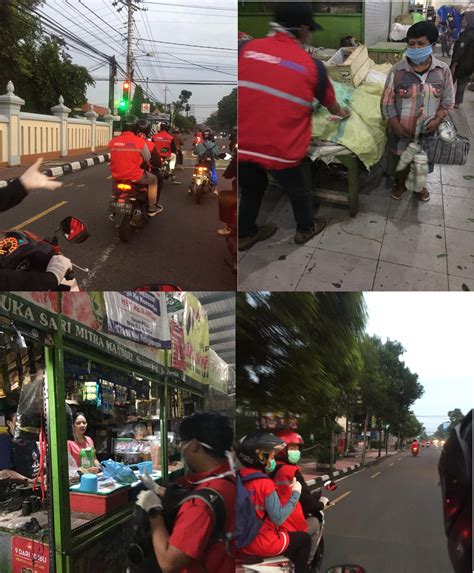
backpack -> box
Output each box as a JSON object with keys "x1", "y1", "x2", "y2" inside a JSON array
[
  {"x1": 235, "y1": 470, "x2": 270, "y2": 549},
  {"x1": 200, "y1": 142, "x2": 216, "y2": 163}
]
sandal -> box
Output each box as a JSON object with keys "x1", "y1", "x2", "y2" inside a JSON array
[
  {"x1": 417, "y1": 188, "x2": 430, "y2": 202},
  {"x1": 391, "y1": 183, "x2": 407, "y2": 200}
]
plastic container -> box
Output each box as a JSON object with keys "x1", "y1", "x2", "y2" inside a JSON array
[
  {"x1": 69, "y1": 487, "x2": 129, "y2": 515},
  {"x1": 137, "y1": 461, "x2": 153, "y2": 475},
  {"x1": 79, "y1": 474, "x2": 98, "y2": 493}
]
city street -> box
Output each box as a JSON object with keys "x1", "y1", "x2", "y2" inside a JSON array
[
  {"x1": 0, "y1": 137, "x2": 235, "y2": 291},
  {"x1": 322, "y1": 445, "x2": 452, "y2": 573}
]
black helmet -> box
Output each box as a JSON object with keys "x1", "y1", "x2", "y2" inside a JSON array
[
  {"x1": 137, "y1": 119, "x2": 151, "y2": 137},
  {"x1": 438, "y1": 410, "x2": 472, "y2": 573},
  {"x1": 274, "y1": 2, "x2": 322, "y2": 32},
  {"x1": 235, "y1": 431, "x2": 285, "y2": 471},
  {"x1": 122, "y1": 115, "x2": 139, "y2": 133},
  {"x1": 203, "y1": 128, "x2": 213, "y2": 141},
  {"x1": 160, "y1": 122, "x2": 170, "y2": 132}
]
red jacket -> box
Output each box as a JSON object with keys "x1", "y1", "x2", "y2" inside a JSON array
[
  {"x1": 152, "y1": 131, "x2": 174, "y2": 158},
  {"x1": 109, "y1": 131, "x2": 148, "y2": 181},
  {"x1": 238, "y1": 467, "x2": 290, "y2": 558},
  {"x1": 272, "y1": 462, "x2": 307, "y2": 533},
  {"x1": 239, "y1": 32, "x2": 336, "y2": 170}
]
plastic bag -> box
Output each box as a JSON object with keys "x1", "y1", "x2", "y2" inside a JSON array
[
  {"x1": 15, "y1": 373, "x2": 44, "y2": 441},
  {"x1": 100, "y1": 459, "x2": 136, "y2": 484}
]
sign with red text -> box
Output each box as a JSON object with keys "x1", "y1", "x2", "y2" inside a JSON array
[{"x1": 12, "y1": 536, "x2": 49, "y2": 573}]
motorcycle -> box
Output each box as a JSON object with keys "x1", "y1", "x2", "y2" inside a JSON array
[
  {"x1": 189, "y1": 152, "x2": 232, "y2": 204},
  {"x1": 110, "y1": 180, "x2": 150, "y2": 243},
  {"x1": 0, "y1": 216, "x2": 89, "y2": 290},
  {"x1": 411, "y1": 445, "x2": 419, "y2": 457},
  {"x1": 237, "y1": 480, "x2": 338, "y2": 573}
]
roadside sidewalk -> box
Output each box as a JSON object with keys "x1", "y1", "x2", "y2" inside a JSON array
[
  {"x1": 301, "y1": 449, "x2": 398, "y2": 488},
  {"x1": 0, "y1": 150, "x2": 110, "y2": 187}
]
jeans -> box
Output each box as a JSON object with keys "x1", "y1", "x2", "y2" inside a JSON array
[
  {"x1": 210, "y1": 165, "x2": 218, "y2": 186},
  {"x1": 239, "y1": 162, "x2": 314, "y2": 238}
]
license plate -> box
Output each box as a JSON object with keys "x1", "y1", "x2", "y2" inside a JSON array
[{"x1": 113, "y1": 202, "x2": 132, "y2": 214}]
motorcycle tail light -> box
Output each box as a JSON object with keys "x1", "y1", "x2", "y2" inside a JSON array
[
  {"x1": 117, "y1": 199, "x2": 126, "y2": 203},
  {"x1": 117, "y1": 183, "x2": 132, "y2": 191}
]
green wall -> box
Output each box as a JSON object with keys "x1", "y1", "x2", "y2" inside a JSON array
[{"x1": 239, "y1": 13, "x2": 364, "y2": 49}]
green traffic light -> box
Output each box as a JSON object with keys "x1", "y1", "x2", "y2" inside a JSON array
[{"x1": 119, "y1": 99, "x2": 129, "y2": 110}]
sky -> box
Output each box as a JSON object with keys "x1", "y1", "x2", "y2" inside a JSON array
[
  {"x1": 40, "y1": 0, "x2": 237, "y2": 121},
  {"x1": 364, "y1": 292, "x2": 474, "y2": 434}
]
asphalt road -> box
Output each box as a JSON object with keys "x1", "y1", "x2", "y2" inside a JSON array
[
  {"x1": 321, "y1": 446, "x2": 452, "y2": 573},
  {"x1": 0, "y1": 137, "x2": 235, "y2": 291}
]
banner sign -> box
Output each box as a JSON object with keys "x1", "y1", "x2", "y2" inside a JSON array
[
  {"x1": 12, "y1": 536, "x2": 49, "y2": 573},
  {"x1": 170, "y1": 319, "x2": 186, "y2": 371},
  {"x1": 0, "y1": 294, "x2": 166, "y2": 375},
  {"x1": 209, "y1": 348, "x2": 228, "y2": 393},
  {"x1": 182, "y1": 293, "x2": 209, "y2": 384},
  {"x1": 104, "y1": 292, "x2": 171, "y2": 349}
]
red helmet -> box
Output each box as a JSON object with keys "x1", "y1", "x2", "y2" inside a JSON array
[{"x1": 273, "y1": 429, "x2": 304, "y2": 461}]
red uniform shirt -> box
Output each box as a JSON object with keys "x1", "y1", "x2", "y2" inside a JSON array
[
  {"x1": 273, "y1": 462, "x2": 307, "y2": 532},
  {"x1": 109, "y1": 131, "x2": 147, "y2": 181},
  {"x1": 239, "y1": 32, "x2": 336, "y2": 170},
  {"x1": 238, "y1": 467, "x2": 290, "y2": 558},
  {"x1": 152, "y1": 131, "x2": 174, "y2": 158},
  {"x1": 168, "y1": 463, "x2": 235, "y2": 573}
]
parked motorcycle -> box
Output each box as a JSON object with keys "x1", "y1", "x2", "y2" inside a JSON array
[
  {"x1": 110, "y1": 180, "x2": 151, "y2": 243},
  {"x1": 0, "y1": 216, "x2": 89, "y2": 290},
  {"x1": 237, "y1": 480, "x2": 338, "y2": 573}
]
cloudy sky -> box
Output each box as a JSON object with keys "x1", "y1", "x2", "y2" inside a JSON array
[
  {"x1": 364, "y1": 292, "x2": 474, "y2": 433},
  {"x1": 40, "y1": 0, "x2": 237, "y2": 121}
]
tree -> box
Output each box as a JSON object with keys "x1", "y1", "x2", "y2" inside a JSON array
[
  {"x1": 130, "y1": 84, "x2": 146, "y2": 118},
  {"x1": 0, "y1": 3, "x2": 94, "y2": 113},
  {"x1": 205, "y1": 88, "x2": 237, "y2": 132},
  {"x1": 448, "y1": 408, "x2": 464, "y2": 430}
]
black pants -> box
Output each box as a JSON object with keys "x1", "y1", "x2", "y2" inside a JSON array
[
  {"x1": 284, "y1": 531, "x2": 311, "y2": 573},
  {"x1": 455, "y1": 76, "x2": 470, "y2": 105},
  {"x1": 238, "y1": 162, "x2": 314, "y2": 238},
  {"x1": 177, "y1": 149, "x2": 183, "y2": 165}
]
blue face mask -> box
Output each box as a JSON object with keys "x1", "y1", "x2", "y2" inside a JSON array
[{"x1": 406, "y1": 44, "x2": 433, "y2": 65}]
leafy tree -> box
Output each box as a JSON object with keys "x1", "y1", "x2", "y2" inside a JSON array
[
  {"x1": 0, "y1": 3, "x2": 94, "y2": 113},
  {"x1": 130, "y1": 84, "x2": 146, "y2": 118},
  {"x1": 205, "y1": 88, "x2": 237, "y2": 132}
]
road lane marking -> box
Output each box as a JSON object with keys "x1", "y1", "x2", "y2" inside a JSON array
[
  {"x1": 398, "y1": 458, "x2": 403, "y2": 461},
  {"x1": 80, "y1": 237, "x2": 119, "y2": 290},
  {"x1": 107, "y1": 175, "x2": 112, "y2": 179},
  {"x1": 12, "y1": 201, "x2": 68, "y2": 230},
  {"x1": 389, "y1": 463, "x2": 394, "y2": 467},
  {"x1": 326, "y1": 491, "x2": 352, "y2": 510},
  {"x1": 370, "y1": 471, "x2": 381, "y2": 479}
]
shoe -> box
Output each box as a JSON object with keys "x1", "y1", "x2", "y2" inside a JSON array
[
  {"x1": 417, "y1": 188, "x2": 430, "y2": 202},
  {"x1": 108, "y1": 213, "x2": 115, "y2": 222},
  {"x1": 294, "y1": 217, "x2": 327, "y2": 245},
  {"x1": 148, "y1": 204, "x2": 163, "y2": 217},
  {"x1": 238, "y1": 224, "x2": 278, "y2": 251},
  {"x1": 391, "y1": 183, "x2": 407, "y2": 200},
  {"x1": 218, "y1": 225, "x2": 231, "y2": 237}
]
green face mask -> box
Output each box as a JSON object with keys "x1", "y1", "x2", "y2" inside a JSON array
[
  {"x1": 287, "y1": 450, "x2": 301, "y2": 464},
  {"x1": 266, "y1": 459, "x2": 276, "y2": 473}
]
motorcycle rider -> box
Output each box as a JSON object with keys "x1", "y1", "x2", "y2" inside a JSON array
[
  {"x1": 239, "y1": 2, "x2": 350, "y2": 251},
  {"x1": 438, "y1": 409, "x2": 472, "y2": 573},
  {"x1": 109, "y1": 115, "x2": 160, "y2": 216},
  {"x1": 136, "y1": 411, "x2": 236, "y2": 573},
  {"x1": 0, "y1": 157, "x2": 72, "y2": 290},
  {"x1": 151, "y1": 122, "x2": 178, "y2": 181},
  {"x1": 136, "y1": 119, "x2": 164, "y2": 213},
  {"x1": 235, "y1": 431, "x2": 311, "y2": 573},
  {"x1": 272, "y1": 429, "x2": 329, "y2": 572},
  {"x1": 195, "y1": 128, "x2": 221, "y2": 195},
  {"x1": 411, "y1": 438, "x2": 420, "y2": 455}
]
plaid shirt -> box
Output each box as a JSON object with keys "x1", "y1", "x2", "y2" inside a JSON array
[{"x1": 381, "y1": 56, "x2": 455, "y2": 155}]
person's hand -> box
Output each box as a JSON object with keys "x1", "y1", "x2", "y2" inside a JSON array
[
  {"x1": 291, "y1": 477, "x2": 302, "y2": 495},
  {"x1": 388, "y1": 117, "x2": 412, "y2": 138},
  {"x1": 46, "y1": 255, "x2": 72, "y2": 285},
  {"x1": 19, "y1": 158, "x2": 63, "y2": 192},
  {"x1": 136, "y1": 489, "x2": 163, "y2": 515},
  {"x1": 338, "y1": 107, "x2": 351, "y2": 119},
  {"x1": 139, "y1": 469, "x2": 157, "y2": 491},
  {"x1": 424, "y1": 117, "x2": 442, "y2": 134}
]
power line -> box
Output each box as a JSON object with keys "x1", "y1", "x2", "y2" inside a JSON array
[
  {"x1": 141, "y1": 1, "x2": 236, "y2": 11},
  {"x1": 135, "y1": 38, "x2": 235, "y2": 51}
]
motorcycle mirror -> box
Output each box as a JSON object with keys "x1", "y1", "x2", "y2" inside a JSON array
[
  {"x1": 324, "y1": 480, "x2": 337, "y2": 491},
  {"x1": 60, "y1": 217, "x2": 89, "y2": 244},
  {"x1": 326, "y1": 566, "x2": 366, "y2": 573},
  {"x1": 134, "y1": 284, "x2": 182, "y2": 292}
]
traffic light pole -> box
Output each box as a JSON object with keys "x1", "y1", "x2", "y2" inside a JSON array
[{"x1": 109, "y1": 56, "x2": 117, "y2": 114}]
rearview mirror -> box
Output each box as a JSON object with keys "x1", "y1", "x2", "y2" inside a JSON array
[
  {"x1": 60, "y1": 217, "x2": 89, "y2": 244},
  {"x1": 324, "y1": 479, "x2": 337, "y2": 491},
  {"x1": 134, "y1": 284, "x2": 182, "y2": 292},
  {"x1": 326, "y1": 566, "x2": 366, "y2": 573}
]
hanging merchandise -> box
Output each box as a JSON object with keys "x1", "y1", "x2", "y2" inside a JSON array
[{"x1": 83, "y1": 381, "x2": 99, "y2": 405}]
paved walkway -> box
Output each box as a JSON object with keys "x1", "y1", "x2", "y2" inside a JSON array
[
  {"x1": 239, "y1": 52, "x2": 474, "y2": 292},
  {"x1": 299, "y1": 449, "x2": 394, "y2": 482}
]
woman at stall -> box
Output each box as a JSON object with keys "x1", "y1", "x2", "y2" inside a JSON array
[{"x1": 67, "y1": 412, "x2": 100, "y2": 474}]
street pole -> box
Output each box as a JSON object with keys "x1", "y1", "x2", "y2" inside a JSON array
[
  {"x1": 109, "y1": 56, "x2": 117, "y2": 114},
  {"x1": 126, "y1": 0, "x2": 134, "y2": 92}
]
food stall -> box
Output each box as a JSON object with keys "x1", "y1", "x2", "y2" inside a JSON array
[{"x1": 0, "y1": 291, "x2": 219, "y2": 573}]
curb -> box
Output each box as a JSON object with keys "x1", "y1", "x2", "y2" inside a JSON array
[
  {"x1": 305, "y1": 451, "x2": 397, "y2": 488},
  {"x1": 0, "y1": 153, "x2": 110, "y2": 188}
]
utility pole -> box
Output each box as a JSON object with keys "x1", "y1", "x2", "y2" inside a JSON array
[
  {"x1": 164, "y1": 85, "x2": 169, "y2": 108},
  {"x1": 126, "y1": 0, "x2": 134, "y2": 87},
  {"x1": 109, "y1": 56, "x2": 117, "y2": 114}
]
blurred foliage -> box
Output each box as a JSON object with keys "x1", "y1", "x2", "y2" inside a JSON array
[{"x1": 205, "y1": 88, "x2": 237, "y2": 132}]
